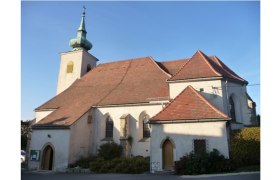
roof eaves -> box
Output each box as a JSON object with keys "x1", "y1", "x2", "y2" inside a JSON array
[
  {"x1": 167, "y1": 76, "x2": 222, "y2": 83},
  {"x1": 149, "y1": 118, "x2": 231, "y2": 124},
  {"x1": 32, "y1": 124, "x2": 70, "y2": 129}
]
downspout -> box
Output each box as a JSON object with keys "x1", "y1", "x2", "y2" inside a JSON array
[
  {"x1": 225, "y1": 79, "x2": 232, "y2": 157},
  {"x1": 225, "y1": 80, "x2": 230, "y2": 115}
]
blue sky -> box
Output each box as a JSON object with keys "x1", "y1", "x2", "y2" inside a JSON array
[{"x1": 21, "y1": 1, "x2": 260, "y2": 120}]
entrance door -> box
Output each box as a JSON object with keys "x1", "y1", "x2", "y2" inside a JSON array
[
  {"x1": 162, "y1": 139, "x2": 174, "y2": 170},
  {"x1": 41, "y1": 145, "x2": 54, "y2": 170}
]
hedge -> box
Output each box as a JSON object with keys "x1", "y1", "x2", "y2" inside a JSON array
[
  {"x1": 230, "y1": 127, "x2": 260, "y2": 167},
  {"x1": 175, "y1": 149, "x2": 234, "y2": 175},
  {"x1": 89, "y1": 156, "x2": 149, "y2": 173}
]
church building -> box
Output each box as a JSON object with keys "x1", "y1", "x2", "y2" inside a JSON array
[{"x1": 28, "y1": 9, "x2": 257, "y2": 172}]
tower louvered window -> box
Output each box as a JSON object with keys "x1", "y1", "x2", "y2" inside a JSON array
[{"x1": 67, "y1": 61, "x2": 74, "y2": 73}]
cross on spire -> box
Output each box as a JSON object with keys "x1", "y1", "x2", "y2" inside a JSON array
[{"x1": 83, "y1": 5, "x2": 86, "y2": 16}]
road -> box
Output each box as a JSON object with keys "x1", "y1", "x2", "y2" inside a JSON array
[{"x1": 21, "y1": 171, "x2": 260, "y2": 180}]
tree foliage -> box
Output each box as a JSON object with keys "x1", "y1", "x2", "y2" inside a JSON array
[{"x1": 21, "y1": 120, "x2": 33, "y2": 150}]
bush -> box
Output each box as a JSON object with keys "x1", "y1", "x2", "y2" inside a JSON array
[
  {"x1": 90, "y1": 156, "x2": 149, "y2": 174},
  {"x1": 230, "y1": 127, "x2": 260, "y2": 167},
  {"x1": 175, "y1": 149, "x2": 234, "y2": 175},
  {"x1": 70, "y1": 155, "x2": 98, "y2": 168},
  {"x1": 98, "y1": 142, "x2": 123, "y2": 160}
]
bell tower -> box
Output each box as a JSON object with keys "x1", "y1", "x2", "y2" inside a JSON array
[{"x1": 57, "y1": 6, "x2": 98, "y2": 94}]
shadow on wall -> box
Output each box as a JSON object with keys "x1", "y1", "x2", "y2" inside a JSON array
[
  {"x1": 150, "y1": 121, "x2": 230, "y2": 172},
  {"x1": 93, "y1": 108, "x2": 150, "y2": 157}
]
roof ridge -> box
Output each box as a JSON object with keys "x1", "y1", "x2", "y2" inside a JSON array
[
  {"x1": 99, "y1": 56, "x2": 151, "y2": 66},
  {"x1": 150, "y1": 85, "x2": 229, "y2": 121},
  {"x1": 161, "y1": 58, "x2": 190, "y2": 63},
  {"x1": 197, "y1": 51, "x2": 222, "y2": 77},
  {"x1": 210, "y1": 56, "x2": 223, "y2": 67},
  {"x1": 150, "y1": 85, "x2": 197, "y2": 121},
  {"x1": 148, "y1": 56, "x2": 172, "y2": 78},
  {"x1": 167, "y1": 57, "x2": 191, "y2": 81},
  {"x1": 187, "y1": 85, "x2": 229, "y2": 118},
  {"x1": 212, "y1": 56, "x2": 245, "y2": 82}
]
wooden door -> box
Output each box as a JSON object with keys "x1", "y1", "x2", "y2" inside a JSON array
[
  {"x1": 41, "y1": 145, "x2": 53, "y2": 170},
  {"x1": 162, "y1": 139, "x2": 174, "y2": 170}
]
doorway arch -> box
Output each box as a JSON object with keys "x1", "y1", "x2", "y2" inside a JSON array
[
  {"x1": 41, "y1": 144, "x2": 54, "y2": 170},
  {"x1": 162, "y1": 139, "x2": 174, "y2": 170}
]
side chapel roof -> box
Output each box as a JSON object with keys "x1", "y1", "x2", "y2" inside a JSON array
[{"x1": 150, "y1": 85, "x2": 230, "y2": 122}]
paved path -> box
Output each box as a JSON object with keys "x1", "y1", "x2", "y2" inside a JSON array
[{"x1": 21, "y1": 171, "x2": 260, "y2": 180}]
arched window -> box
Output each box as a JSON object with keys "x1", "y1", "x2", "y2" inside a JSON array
[
  {"x1": 66, "y1": 61, "x2": 74, "y2": 73},
  {"x1": 229, "y1": 96, "x2": 236, "y2": 122},
  {"x1": 142, "y1": 114, "x2": 150, "y2": 138},
  {"x1": 86, "y1": 64, "x2": 92, "y2": 72},
  {"x1": 105, "y1": 117, "x2": 113, "y2": 138}
]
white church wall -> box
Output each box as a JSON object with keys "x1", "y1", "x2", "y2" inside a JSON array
[
  {"x1": 169, "y1": 80, "x2": 225, "y2": 113},
  {"x1": 35, "y1": 110, "x2": 54, "y2": 123},
  {"x1": 150, "y1": 121, "x2": 229, "y2": 172},
  {"x1": 69, "y1": 110, "x2": 93, "y2": 164},
  {"x1": 28, "y1": 129, "x2": 70, "y2": 172},
  {"x1": 221, "y1": 81, "x2": 252, "y2": 125},
  {"x1": 93, "y1": 104, "x2": 164, "y2": 157}
]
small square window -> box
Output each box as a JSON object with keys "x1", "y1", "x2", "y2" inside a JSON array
[{"x1": 194, "y1": 139, "x2": 206, "y2": 154}]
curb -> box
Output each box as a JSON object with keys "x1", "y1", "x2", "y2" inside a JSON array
[{"x1": 181, "y1": 171, "x2": 260, "y2": 178}]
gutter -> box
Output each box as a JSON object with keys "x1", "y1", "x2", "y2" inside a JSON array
[{"x1": 32, "y1": 125, "x2": 70, "y2": 130}]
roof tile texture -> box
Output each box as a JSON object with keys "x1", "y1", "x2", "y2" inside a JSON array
[
  {"x1": 150, "y1": 85, "x2": 229, "y2": 121},
  {"x1": 169, "y1": 51, "x2": 246, "y2": 83},
  {"x1": 35, "y1": 50, "x2": 242, "y2": 127},
  {"x1": 35, "y1": 57, "x2": 170, "y2": 126}
]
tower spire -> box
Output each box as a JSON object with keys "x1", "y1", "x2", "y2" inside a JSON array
[{"x1": 69, "y1": 6, "x2": 92, "y2": 51}]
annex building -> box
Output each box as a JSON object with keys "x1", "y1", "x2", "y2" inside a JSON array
[{"x1": 28, "y1": 10, "x2": 257, "y2": 172}]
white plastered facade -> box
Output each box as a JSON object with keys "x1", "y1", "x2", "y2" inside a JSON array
[
  {"x1": 92, "y1": 103, "x2": 165, "y2": 157},
  {"x1": 28, "y1": 129, "x2": 70, "y2": 172},
  {"x1": 150, "y1": 121, "x2": 229, "y2": 172}
]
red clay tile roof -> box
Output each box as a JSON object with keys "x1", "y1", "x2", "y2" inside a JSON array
[
  {"x1": 150, "y1": 85, "x2": 229, "y2": 122},
  {"x1": 168, "y1": 50, "x2": 247, "y2": 83},
  {"x1": 34, "y1": 50, "x2": 243, "y2": 127},
  {"x1": 35, "y1": 57, "x2": 171, "y2": 126},
  {"x1": 157, "y1": 59, "x2": 189, "y2": 76}
]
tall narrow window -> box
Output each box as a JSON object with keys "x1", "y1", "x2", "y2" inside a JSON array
[
  {"x1": 86, "y1": 64, "x2": 92, "y2": 72},
  {"x1": 105, "y1": 117, "x2": 113, "y2": 138},
  {"x1": 67, "y1": 61, "x2": 74, "y2": 73},
  {"x1": 229, "y1": 96, "x2": 236, "y2": 122},
  {"x1": 194, "y1": 139, "x2": 206, "y2": 154},
  {"x1": 143, "y1": 114, "x2": 150, "y2": 138}
]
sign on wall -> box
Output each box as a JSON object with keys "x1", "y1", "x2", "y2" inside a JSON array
[{"x1": 30, "y1": 150, "x2": 40, "y2": 161}]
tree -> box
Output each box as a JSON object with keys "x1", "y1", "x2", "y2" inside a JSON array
[{"x1": 21, "y1": 120, "x2": 33, "y2": 150}]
